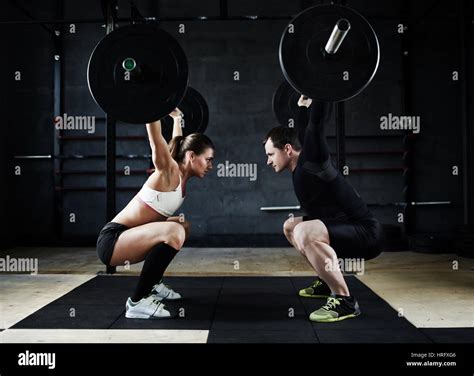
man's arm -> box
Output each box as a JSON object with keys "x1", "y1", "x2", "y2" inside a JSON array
[
  {"x1": 302, "y1": 100, "x2": 329, "y2": 161},
  {"x1": 299, "y1": 99, "x2": 337, "y2": 181},
  {"x1": 295, "y1": 106, "x2": 309, "y2": 146},
  {"x1": 295, "y1": 96, "x2": 318, "y2": 147}
]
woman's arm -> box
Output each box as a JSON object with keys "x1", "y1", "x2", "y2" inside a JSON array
[
  {"x1": 146, "y1": 120, "x2": 175, "y2": 171},
  {"x1": 170, "y1": 108, "x2": 184, "y2": 139}
]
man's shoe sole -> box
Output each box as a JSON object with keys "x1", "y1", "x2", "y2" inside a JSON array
[
  {"x1": 309, "y1": 312, "x2": 361, "y2": 323},
  {"x1": 299, "y1": 292, "x2": 331, "y2": 299}
]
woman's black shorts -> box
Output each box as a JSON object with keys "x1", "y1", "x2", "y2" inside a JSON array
[{"x1": 96, "y1": 222, "x2": 129, "y2": 266}]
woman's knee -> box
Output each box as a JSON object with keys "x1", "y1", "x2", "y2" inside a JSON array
[
  {"x1": 166, "y1": 217, "x2": 190, "y2": 240},
  {"x1": 181, "y1": 220, "x2": 191, "y2": 239},
  {"x1": 164, "y1": 222, "x2": 186, "y2": 250}
]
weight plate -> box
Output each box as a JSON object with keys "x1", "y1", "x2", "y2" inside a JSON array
[
  {"x1": 279, "y1": 4, "x2": 379, "y2": 102},
  {"x1": 88, "y1": 24, "x2": 189, "y2": 124}
]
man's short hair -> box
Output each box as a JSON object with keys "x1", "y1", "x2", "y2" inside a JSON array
[{"x1": 263, "y1": 126, "x2": 302, "y2": 151}]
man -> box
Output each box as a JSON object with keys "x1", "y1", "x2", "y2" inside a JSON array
[{"x1": 263, "y1": 96, "x2": 383, "y2": 322}]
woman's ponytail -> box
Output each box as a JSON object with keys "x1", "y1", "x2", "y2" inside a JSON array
[
  {"x1": 169, "y1": 135, "x2": 185, "y2": 162},
  {"x1": 168, "y1": 133, "x2": 214, "y2": 163}
]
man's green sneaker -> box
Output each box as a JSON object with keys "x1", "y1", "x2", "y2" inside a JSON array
[
  {"x1": 309, "y1": 296, "x2": 361, "y2": 323},
  {"x1": 298, "y1": 277, "x2": 332, "y2": 298}
]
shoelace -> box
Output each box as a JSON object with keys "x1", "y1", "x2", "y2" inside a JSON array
[
  {"x1": 155, "y1": 282, "x2": 175, "y2": 293},
  {"x1": 322, "y1": 297, "x2": 341, "y2": 311},
  {"x1": 151, "y1": 298, "x2": 165, "y2": 312},
  {"x1": 163, "y1": 284, "x2": 175, "y2": 296},
  {"x1": 142, "y1": 292, "x2": 163, "y2": 307},
  {"x1": 152, "y1": 298, "x2": 161, "y2": 305},
  {"x1": 154, "y1": 284, "x2": 173, "y2": 299},
  {"x1": 312, "y1": 279, "x2": 322, "y2": 288}
]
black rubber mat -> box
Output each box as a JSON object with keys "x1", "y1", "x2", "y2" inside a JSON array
[
  {"x1": 421, "y1": 328, "x2": 474, "y2": 343},
  {"x1": 11, "y1": 276, "x2": 465, "y2": 343},
  {"x1": 292, "y1": 276, "x2": 431, "y2": 343}
]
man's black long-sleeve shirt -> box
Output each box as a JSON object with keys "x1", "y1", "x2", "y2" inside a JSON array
[{"x1": 292, "y1": 102, "x2": 371, "y2": 221}]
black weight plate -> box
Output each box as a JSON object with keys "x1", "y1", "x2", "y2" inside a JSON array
[
  {"x1": 272, "y1": 80, "x2": 301, "y2": 127},
  {"x1": 161, "y1": 87, "x2": 209, "y2": 142},
  {"x1": 87, "y1": 24, "x2": 189, "y2": 124},
  {"x1": 279, "y1": 4, "x2": 379, "y2": 102}
]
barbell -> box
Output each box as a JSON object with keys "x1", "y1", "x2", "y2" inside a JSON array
[
  {"x1": 272, "y1": 80, "x2": 303, "y2": 127},
  {"x1": 87, "y1": 23, "x2": 209, "y2": 137},
  {"x1": 87, "y1": 23, "x2": 189, "y2": 125},
  {"x1": 279, "y1": 4, "x2": 380, "y2": 102},
  {"x1": 161, "y1": 86, "x2": 209, "y2": 142},
  {"x1": 87, "y1": 4, "x2": 379, "y2": 128}
]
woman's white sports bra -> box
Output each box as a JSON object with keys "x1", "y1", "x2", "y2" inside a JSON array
[{"x1": 137, "y1": 176, "x2": 185, "y2": 217}]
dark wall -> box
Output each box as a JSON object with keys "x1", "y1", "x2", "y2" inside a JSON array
[
  {"x1": 5, "y1": 1, "x2": 57, "y2": 244},
  {"x1": 470, "y1": 2, "x2": 474, "y2": 225},
  {"x1": 0, "y1": 3, "x2": 9, "y2": 250},
  {"x1": 3, "y1": 0, "x2": 472, "y2": 245},
  {"x1": 409, "y1": 2, "x2": 465, "y2": 234}
]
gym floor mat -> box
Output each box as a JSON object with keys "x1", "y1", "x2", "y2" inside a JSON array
[{"x1": 12, "y1": 276, "x2": 470, "y2": 343}]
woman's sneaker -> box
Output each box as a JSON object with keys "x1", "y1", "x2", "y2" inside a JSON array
[
  {"x1": 151, "y1": 281, "x2": 182, "y2": 301},
  {"x1": 125, "y1": 295, "x2": 173, "y2": 319},
  {"x1": 298, "y1": 277, "x2": 332, "y2": 298},
  {"x1": 309, "y1": 296, "x2": 361, "y2": 323}
]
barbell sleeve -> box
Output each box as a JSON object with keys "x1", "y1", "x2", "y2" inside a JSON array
[{"x1": 324, "y1": 18, "x2": 351, "y2": 55}]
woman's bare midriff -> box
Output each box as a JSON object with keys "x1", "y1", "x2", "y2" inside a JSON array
[
  {"x1": 110, "y1": 169, "x2": 181, "y2": 228},
  {"x1": 111, "y1": 195, "x2": 167, "y2": 228}
]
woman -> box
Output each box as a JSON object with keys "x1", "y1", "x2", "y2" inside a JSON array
[{"x1": 96, "y1": 109, "x2": 215, "y2": 319}]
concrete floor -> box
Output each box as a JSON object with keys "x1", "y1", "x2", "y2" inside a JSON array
[{"x1": 0, "y1": 246, "x2": 473, "y2": 343}]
